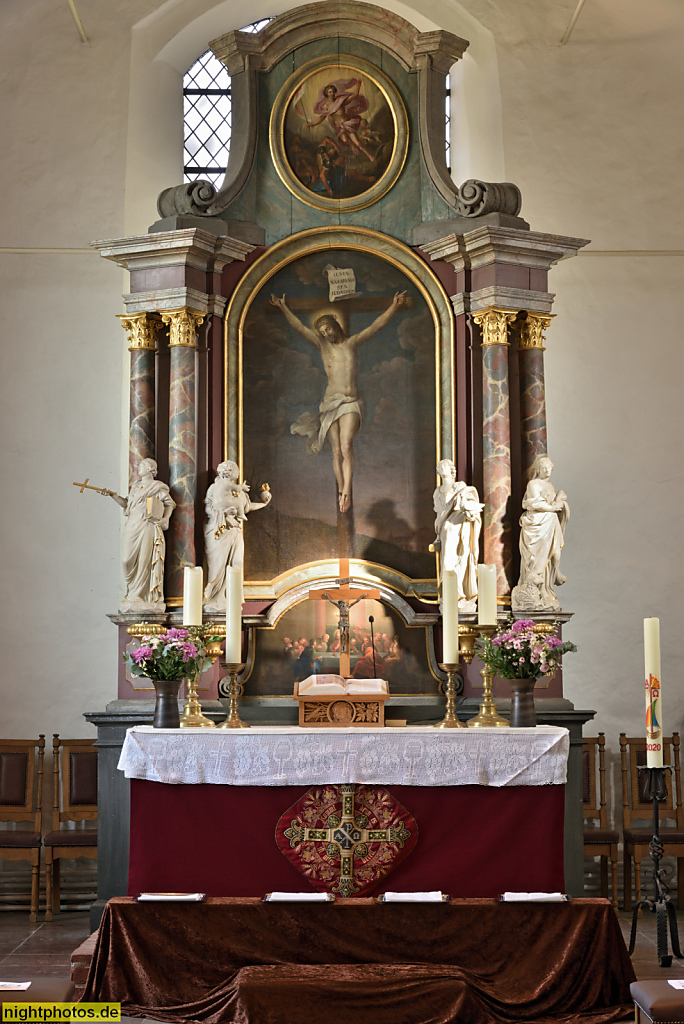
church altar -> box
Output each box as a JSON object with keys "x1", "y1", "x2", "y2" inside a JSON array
[
  {"x1": 82, "y1": 896, "x2": 635, "y2": 1024},
  {"x1": 83, "y1": 1, "x2": 600, "y2": 929},
  {"x1": 119, "y1": 725, "x2": 569, "y2": 899}
]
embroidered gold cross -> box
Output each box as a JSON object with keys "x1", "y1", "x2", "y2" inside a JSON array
[{"x1": 283, "y1": 783, "x2": 411, "y2": 898}]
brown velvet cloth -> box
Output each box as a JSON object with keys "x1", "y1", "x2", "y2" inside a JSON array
[{"x1": 82, "y1": 897, "x2": 635, "y2": 1024}]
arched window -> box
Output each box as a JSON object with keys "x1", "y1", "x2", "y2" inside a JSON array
[{"x1": 183, "y1": 20, "x2": 272, "y2": 187}]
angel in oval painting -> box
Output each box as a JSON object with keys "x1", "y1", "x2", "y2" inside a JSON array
[{"x1": 284, "y1": 69, "x2": 395, "y2": 201}]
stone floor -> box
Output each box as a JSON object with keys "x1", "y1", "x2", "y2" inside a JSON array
[
  {"x1": 1, "y1": 907, "x2": 684, "y2": 1019},
  {"x1": 0, "y1": 911, "x2": 91, "y2": 980}
]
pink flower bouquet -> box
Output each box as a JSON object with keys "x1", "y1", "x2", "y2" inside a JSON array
[{"x1": 475, "y1": 619, "x2": 576, "y2": 680}]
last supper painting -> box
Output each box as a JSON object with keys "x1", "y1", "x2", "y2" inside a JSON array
[{"x1": 240, "y1": 246, "x2": 438, "y2": 582}]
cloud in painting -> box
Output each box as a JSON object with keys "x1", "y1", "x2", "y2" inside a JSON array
[
  {"x1": 361, "y1": 309, "x2": 434, "y2": 435},
  {"x1": 354, "y1": 260, "x2": 404, "y2": 294},
  {"x1": 243, "y1": 313, "x2": 326, "y2": 440},
  {"x1": 291, "y1": 253, "x2": 333, "y2": 287}
]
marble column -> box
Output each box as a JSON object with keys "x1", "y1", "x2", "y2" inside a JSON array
[
  {"x1": 117, "y1": 313, "x2": 159, "y2": 485},
  {"x1": 472, "y1": 307, "x2": 517, "y2": 596},
  {"x1": 519, "y1": 313, "x2": 553, "y2": 482},
  {"x1": 160, "y1": 307, "x2": 206, "y2": 600}
]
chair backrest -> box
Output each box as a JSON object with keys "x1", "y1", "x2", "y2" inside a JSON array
[
  {"x1": 52, "y1": 735, "x2": 98, "y2": 831},
  {"x1": 0, "y1": 736, "x2": 45, "y2": 831},
  {"x1": 582, "y1": 733, "x2": 608, "y2": 827},
  {"x1": 620, "y1": 732, "x2": 683, "y2": 830}
]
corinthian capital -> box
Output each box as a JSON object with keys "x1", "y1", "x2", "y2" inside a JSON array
[
  {"x1": 518, "y1": 312, "x2": 554, "y2": 350},
  {"x1": 160, "y1": 308, "x2": 207, "y2": 348},
  {"x1": 117, "y1": 312, "x2": 161, "y2": 351},
  {"x1": 471, "y1": 308, "x2": 518, "y2": 347}
]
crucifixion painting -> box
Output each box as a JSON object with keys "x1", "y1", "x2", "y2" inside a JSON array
[
  {"x1": 242, "y1": 248, "x2": 437, "y2": 580},
  {"x1": 270, "y1": 287, "x2": 406, "y2": 513}
]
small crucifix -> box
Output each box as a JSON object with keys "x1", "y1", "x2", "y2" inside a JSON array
[
  {"x1": 308, "y1": 559, "x2": 380, "y2": 677},
  {"x1": 283, "y1": 784, "x2": 412, "y2": 898}
]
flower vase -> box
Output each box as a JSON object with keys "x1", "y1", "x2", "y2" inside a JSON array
[
  {"x1": 506, "y1": 678, "x2": 537, "y2": 728},
  {"x1": 152, "y1": 680, "x2": 182, "y2": 729}
]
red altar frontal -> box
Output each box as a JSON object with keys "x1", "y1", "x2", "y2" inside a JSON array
[{"x1": 120, "y1": 726, "x2": 568, "y2": 898}]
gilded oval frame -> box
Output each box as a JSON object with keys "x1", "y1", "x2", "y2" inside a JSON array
[{"x1": 269, "y1": 54, "x2": 409, "y2": 213}]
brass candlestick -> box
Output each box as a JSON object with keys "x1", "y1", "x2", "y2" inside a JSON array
[
  {"x1": 180, "y1": 671, "x2": 215, "y2": 728},
  {"x1": 468, "y1": 623, "x2": 509, "y2": 728},
  {"x1": 217, "y1": 664, "x2": 249, "y2": 729},
  {"x1": 180, "y1": 626, "x2": 225, "y2": 728},
  {"x1": 435, "y1": 663, "x2": 465, "y2": 728}
]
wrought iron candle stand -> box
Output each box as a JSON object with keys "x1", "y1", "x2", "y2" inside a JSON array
[{"x1": 628, "y1": 765, "x2": 683, "y2": 967}]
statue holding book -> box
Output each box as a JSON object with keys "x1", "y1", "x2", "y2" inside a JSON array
[
  {"x1": 203, "y1": 461, "x2": 272, "y2": 612},
  {"x1": 104, "y1": 458, "x2": 175, "y2": 611}
]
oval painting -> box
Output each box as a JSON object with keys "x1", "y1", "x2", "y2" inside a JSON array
[{"x1": 282, "y1": 64, "x2": 397, "y2": 203}]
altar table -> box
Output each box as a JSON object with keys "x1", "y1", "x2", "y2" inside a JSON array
[
  {"x1": 82, "y1": 896, "x2": 635, "y2": 1024},
  {"x1": 119, "y1": 725, "x2": 569, "y2": 898}
]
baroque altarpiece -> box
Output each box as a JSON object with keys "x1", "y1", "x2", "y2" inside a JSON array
[{"x1": 86, "y1": 2, "x2": 594, "y2": 915}]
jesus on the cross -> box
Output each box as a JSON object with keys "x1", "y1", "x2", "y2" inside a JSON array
[{"x1": 270, "y1": 289, "x2": 406, "y2": 513}]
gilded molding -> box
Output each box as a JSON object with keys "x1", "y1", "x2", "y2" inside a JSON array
[
  {"x1": 471, "y1": 308, "x2": 518, "y2": 347},
  {"x1": 519, "y1": 312, "x2": 554, "y2": 351},
  {"x1": 160, "y1": 308, "x2": 206, "y2": 348},
  {"x1": 117, "y1": 312, "x2": 160, "y2": 351}
]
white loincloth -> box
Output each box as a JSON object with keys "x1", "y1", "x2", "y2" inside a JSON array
[{"x1": 290, "y1": 393, "x2": 363, "y2": 455}]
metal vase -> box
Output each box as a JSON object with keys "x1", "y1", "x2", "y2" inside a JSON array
[
  {"x1": 152, "y1": 679, "x2": 182, "y2": 728},
  {"x1": 507, "y1": 678, "x2": 537, "y2": 728}
]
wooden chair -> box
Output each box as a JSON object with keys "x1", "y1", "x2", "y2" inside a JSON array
[
  {"x1": 582, "y1": 733, "x2": 619, "y2": 908},
  {"x1": 0, "y1": 736, "x2": 45, "y2": 921},
  {"x1": 44, "y1": 735, "x2": 97, "y2": 921},
  {"x1": 620, "y1": 732, "x2": 684, "y2": 910}
]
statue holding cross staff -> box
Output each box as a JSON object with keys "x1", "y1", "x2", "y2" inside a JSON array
[{"x1": 270, "y1": 287, "x2": 407, "y2": 514}]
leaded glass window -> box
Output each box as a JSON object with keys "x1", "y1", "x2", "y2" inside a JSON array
[{"x1": 183, "y1": 20, "x2": 272, "y2": 188}]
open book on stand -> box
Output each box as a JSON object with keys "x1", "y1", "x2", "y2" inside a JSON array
[{"x1": 294, "y1": 675, "x2": 389, "y2": 727}]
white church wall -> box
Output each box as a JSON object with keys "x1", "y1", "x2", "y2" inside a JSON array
[{"x1": 0, "y1": 0, "x2": 681, "y2": 777}]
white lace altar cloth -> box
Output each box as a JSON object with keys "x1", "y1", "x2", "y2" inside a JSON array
[{"x1": 118, "y1": 725, "x2": 568, "y2": 788}]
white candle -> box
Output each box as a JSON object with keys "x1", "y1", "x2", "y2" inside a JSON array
[
  {"x1": 644, "y1": 617, "x2": 663, "y2": 767},
  {"x1": 442, "y1": 570, "x2": 459, "y2": 664},
  {"x1": 477, "y1": 564, "x2": 497, "y2": 625},
  {"x1": 182, "y1": 566, "x2": 203, "y2": 626},
  {"x1": 225, "y1": 567, "x2": 243, "y2": 665}
]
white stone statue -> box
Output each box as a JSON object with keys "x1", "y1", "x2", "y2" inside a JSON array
[
  {"x1": 203, "y1": 460, "x2": 272, "y2": 612},
  {"x1": 431, "y1": 459, "x2": 483, "y2": 611},
  {"x1": 512, "y1": 454, "x2": 569, "y2": 612},
  {"x1": 106, "y1": 458, "x2": 175, "y2": 611}
]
